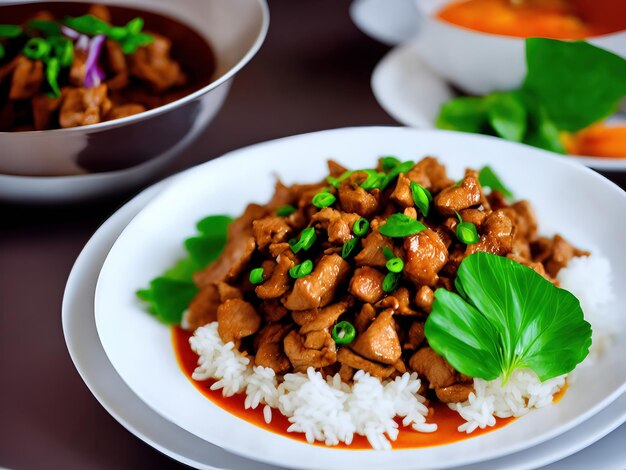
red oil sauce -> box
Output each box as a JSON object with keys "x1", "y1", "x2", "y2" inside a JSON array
[
  {"x1": 437, "y1": 0, "x2": 626, "y2": 39},
  {"x1": 172, "y1": 327, "x2": 515, "y2": 449}
]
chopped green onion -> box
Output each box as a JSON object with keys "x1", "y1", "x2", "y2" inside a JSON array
[
  {"x1": 23, "y1": 37, "x2": 51, "y2": 60},
  {"x1": 381, "y1": 160, "x2": 414, "y2": 189},
  {"x1": 276, "y1": 204, "x2": 296, "y2": 217},
  {"x1": 327, "y1": 170, "x2": 355, "y2": 188},
  {"x1": 386, "y1": 257, "x2": 404, "y2": 273},
  {"x1": 410, "y1": 182, "x2": 432, "y2": 217},
  {"x1": 249, "y1": 267, "x2": 265, "y2": 285},
  {"x1": 0, "y1": 24, "x2": 23, "y2": 38},
  {"x1": 49, "y1": 36, "x2": 74, "y2": 67},
  {"x1": 108, "y1": 26, "x2": 128, "y2": 40},
  {"x1": 341, "y1": 238, "x2": 359, "y2": 259},
  {"x1": 380, "y1": 156, "x2": 401, "y2": 171},
  {"x1": 312, "y1": 192, "x2": 336, "y2": 208},
  {"x1": 382, "y1": 272, "x2": 400, "y2": 293},
  {"x1": 332, "y1": 321, "x2": 356, "y2": 345},
  {"x1": 359, "y1": 170, "x2": 386, "y2": 190},
  {"x1": 0, "y1": 44, "x2": 4, "y2": 60},
  {"x1": 352, "y1": 218, "x2": 370, "y2": 237},
  {"x1": 290, "y1": 227, "x2": 317, "y2": 253},
  {"x1": 126, "y1": 17, "x2": 144, "y2": 35},
  {"x1": 379, "y1": 213, "x2": 426, "y2": 238},
  {"x1": 27, "y1": 20, "x2": 60, "y2": 36},
  {"x1": 455, "y1": 212, "x2": 479, "y2": 245},
  {"x1": 381, "y1": 247, "x2": 395, "y2": 260},
  {"x1": 45, "y1": 57, "x2": 61, "y2": 97},
  {"x1": 289, "y1": 260, "x2": 314, "y2": 279},
  {"x1": 120, "y1": 32, "x2": 154, "y2": 54}
]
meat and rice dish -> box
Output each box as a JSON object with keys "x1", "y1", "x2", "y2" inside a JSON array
[
  {"x1": 0, "y1": 3, "x2": 214, "y2": 131},
  {"x1": 139, "y1": 155, "x2": 612, "y2": 449}
]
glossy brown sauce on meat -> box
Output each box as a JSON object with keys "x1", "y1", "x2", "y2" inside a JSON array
[
  {"x1": 0, "y1": 2, "x2": 215, "y2": 131},
  {"x1": 173, "y1": 326, "x2": 519, "y2": 449}
]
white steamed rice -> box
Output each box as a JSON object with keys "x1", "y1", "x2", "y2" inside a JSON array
[{"x1": 187, "y1": 253, "x2": 615, "y2": 449}]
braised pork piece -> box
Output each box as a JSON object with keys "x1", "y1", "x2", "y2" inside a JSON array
[
  {"x1": 183, "y1": 157, "x2": 587, "y2": 404},
  {"x1": 0, "y1": 3, "x2": 214, "y2": 131}
]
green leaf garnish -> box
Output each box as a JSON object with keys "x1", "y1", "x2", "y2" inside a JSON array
[
  {"x1": 382, "y1": 272, "x2": 400, "y2": 293},
  {"x1": 45, "y1": 57, "x2": 61, "y2": 97},
  {"x1": 381, "y1": 160, "x2": 414, "y2": 189},
  {"x1": 63, "y1": 15, "x2": 110, "y2": 35},
  {"x1": 136, "y1": 215, "x2": 232, "y2": 325},
  {"x1": 379, "y1": 213, "x2": 426, "y2": 238},
  {"x1": 455, "y1": 211, "x2": 479, "y2": 245},
  {"x1": 410, "y1": 181, "x2": 432, "y2": 217},
  {"x1": 28, "y1": 19, "x2": 61, "y2": 36},
  {"x1": 425, "y1": 253, "x2": 592, "y2": 382},
  {"x1": 436, "y1": 97, "x2": 488, "y2": 133},
  {"x1": 478, "y1": 166, "x2": 513, "y2": 199},
  {"x1": 380, "y1": 156, "x2": 401, "y2": 171},
  {"x1": 381, "y1": 246, "x2": 395, "y2": 260},
  {"x1": 524, "y1": 38, "x2": 626, "y2": 132},
  {"x1": 486, "y1": 91, "x2": 527, "y2": 143},
  {"x1": 276, "y1": 204, "x2": 296, "y2": 217}
]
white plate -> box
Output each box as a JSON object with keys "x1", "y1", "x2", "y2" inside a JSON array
[
  {"x1": 350, "y1": 0, "x2": 418, "y2": 46},
  {"x1": 94, "y1": 127, "x2": 626, "y2": 469},
  {"x1": 371, "y1": 42, "x2": 626, "y2": 171},
  {"x1": 63, "y1": 150, "x2": 625, "y2": 469}
]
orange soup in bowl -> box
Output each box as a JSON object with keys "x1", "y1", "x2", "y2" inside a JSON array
[{"x1": 437, "y1": 0, "x2": 626, "y2": 39}]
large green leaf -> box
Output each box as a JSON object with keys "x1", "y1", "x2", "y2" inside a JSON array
[
  {"x1": 436, "y1": 96, "x2": 489, "y2": 133},
  {"x1": 524, "y1": 38, "x2": 626, "y2": 132},
  {"x1": 426, "y1": 252, "x2": 592, "y2": 382},
  {"x1": 486, "y1": 91, "x2": 527, "y2": 143}
]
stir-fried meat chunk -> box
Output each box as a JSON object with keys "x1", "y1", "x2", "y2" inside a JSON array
[
  {"x1": 293, "y1": 301, "x2": 350, "y2": 334},
  {"x1": 217, "y1": 282, "x2": 242, "y2": 302},
  {"x1": 379, "y1": 287, "x2": 419, "y2": 316},
  {"x1": 434, "y1": 169, "x2": 482, "y2": 215},
  {"x1": 403, "y1": 229, "x2": 449, "y2": 286},
  {"x1": 252, "y1": 216, "x2": 292, "y2": 251},
  {"x1": 328, "y1": 159, "x2": 348, "y2": 177},
  {"x1": 403, "y1": 322, "x2": 425, "y2": 350},
  {"x1": 129, "y1": 33, "x2": 186, "y2": 92},
  {"x1": 283, "y1": 254, "x2": 351, "y2": 310},
  {"x1": 89, "y1": 4, "x2": 112, "y2": 22},
  {"x1": 337, "y1": 348, "x2": 395, "y2": 380},
  {"x1": 414, "y1": 285, "x2": 434, "y2": 313},
  {"x1": 185, "y1": 284, "x2": 220, "y2": 331},
  {"x1": 69, "y1": 50, "x2": 87, "y2": 87},
  {"x1": 354, "y1": 303, "x2": 376, "y2": 334},
  {"x1": 354, "y1": 231, "x2": 394, "y2": 268},
  {"x1": 216, "y1": 299, "x2": 261, "y2": 347},
  {"x1": 351, "y1": 309, "x2": 401, "y2": 365},
  {"x1": 60, "y1": 84, "x2": 112, "y2": 128},
  {"x1": 435, "y1": 383, "x2": 474, "y2": 403},
  {"x1": 412, "y1": 156, "x2": 454, "y2": 192},
  {"x1": 255, "y1": 251, "x2": 295, "y2": 300},
  {"x1": 107, "y1": 103, "x2": 146, "y2": 120},
  {"x1": 283, "y1": 330, "x2": 337, "y2": 372},
  {"x1": 532, "y1": 235, "x2": 589, "y2": 278},
  {"x1": 32, "y1": 93, "x2": 63, "y2": 130},
  {"x1": 390, "y1": 173, "x2": 415, "y2": 208},
  {"x1": 458, "y1": 208, "x2": 487, "y2": 228},
  {"x1": 9, "y1": 57, "x2": 44, "y2": 100},
  {"x1": 104, "y1": 40, "x2": 129, "y2": 91},
  {"x1": 466, "y1": 209, "x2": 515, "y2": 257},
  {"x1": 311, "y1": 208, "x2": 360, "y2": 244},
  {"x1": 338, "y1": 179, "x2": 380, "y2": 218},
  {"x1": 511, "y1": 200, "x2": 537, "y2": 240},
  {"x1": 409, "y1": 347, "x2": 458, "y2": 389},
  {"x1": 260, "y1": 300, "x2": 289, "y2": 322},
  {"x1": 349, "y1": 267, "x2": 386, "y2": 304},
  {"x1": 254, "y1": 323, "x2": 291, "y2": 374}
]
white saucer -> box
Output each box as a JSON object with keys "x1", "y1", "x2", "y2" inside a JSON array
[
  {"x1": 371, "y1": 42, "x2": 626, "y2": 171},
  {"x1": 63, "y1": 168, "x2": 625, "y2": 470},
  {"x1": 350, "y1": 0, "x2": 418, "y2": 46}
]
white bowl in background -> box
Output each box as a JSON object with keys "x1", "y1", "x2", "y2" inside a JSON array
[
  {"x1": 94, "y1": 126, "x2": 626, "y2": 470},
  {"x1": 413, "y1": 0, "x2": 626, "y2": 95}
]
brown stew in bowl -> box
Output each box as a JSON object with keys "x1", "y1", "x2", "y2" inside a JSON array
[{"x1": 0, "y1": 3, "x2": 215, "y2": 131}]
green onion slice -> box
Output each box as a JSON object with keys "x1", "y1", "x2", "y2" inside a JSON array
[
  {"x1": 63, "y1": 15, "x2": 110, "y2": 36},
  {"x1": 455, "y1": 212, "x2": 480, "y2": 245},
  {"x1": 312, "y1": 192, "x2": 336, "y2": 208},
  {"x1": 341, "y1": 238, "x2": 359, "y2": 259},
  {"x1": 0, "y1": 44, "x2": 5, "y2": 60},
  {"x1": 359, "y1": 170, "x2": 386, "y2": 190},
  {"x1": 249, "y1": 267, "x2": 265, "y2": 285},
  {"x1": 0, "y1": 24, "x2": 23, "y2": 38},
  {"x1": 27, "y1": 20, "x2": 60, "y2": 36},
  {"x1": 352, "y1": 218, "x2": 370, "y2": 237},
  {"x1": 332, "y1": 321, "x2": 356, "y2": 345},
  {"x1": 45, "y1": 57, "x2": 61, "y2": 97},
  {"x1": 276, "y1": 204, "x2": 296, "y2": 217},
  {"x1": 23, "y1": 37, "x2": 51, "y2": 60},
  {"x1": 379, "y1": 213, "x2": 426, "y2": 238},
  {"x1": 386, "y1": 257, "x2": 404, "y2": 273},
  {"x1": 381, "y1": 247, "x2": 395, "y2": 260},
  {"x1": 289, "y1": 260, "x2": 314, "y2": 279},
  {"x1": 289, "y1": 227, "x2": 317, "y2": 253},
  {"x1": 382, "y1": 272, "x2": 400, "y2": 293},
  {"x1": 380, "y1": 156, "x2": 401, "y2": 171},
  {"x1": 381, "y1": 160, "x2": 414, "y2": 189},
  {"x1": 410, "y1": 182, "x2": 432, "y2": 217}
]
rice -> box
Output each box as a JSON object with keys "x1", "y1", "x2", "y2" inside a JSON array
[
  {"x1": 188, "y1": 253, "x2": 615, "y2": 448},
  {"x1": 189, "y1": 323, "x2": 432, "y2": 450}
]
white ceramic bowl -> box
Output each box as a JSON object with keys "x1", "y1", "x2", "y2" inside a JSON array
[
  {"x1": 413, "y1": 0, "x2": 626, "y2": 95},
  {"x1": 0, "y1": 0, "x2": 269, "y2": 203},
  {"x1": 94, "y1": 127, "x2": 626, "y2": 470}
]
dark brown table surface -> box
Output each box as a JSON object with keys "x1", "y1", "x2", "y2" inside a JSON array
[{"x1": 1, "y1": 1, "x2": 624, "y2": 469}]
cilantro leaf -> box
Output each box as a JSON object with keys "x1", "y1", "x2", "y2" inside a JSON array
[
  {"x1": 136, "y1": 215, "x2": 232, "y2": 325},
  {"x1": 425, "y1": 252, "x2": 592, "y2": 382},
  {"x1": 524, "y1": 38, "x2": 626, "y2": 132}
]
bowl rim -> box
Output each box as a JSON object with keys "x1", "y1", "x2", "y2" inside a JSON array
[
  {"x1": 415, "y1": 0, "x2": 626, "y2": 42},
  {"x1": 0, "y1": 0, "x2": 270, "y2": 135}
]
